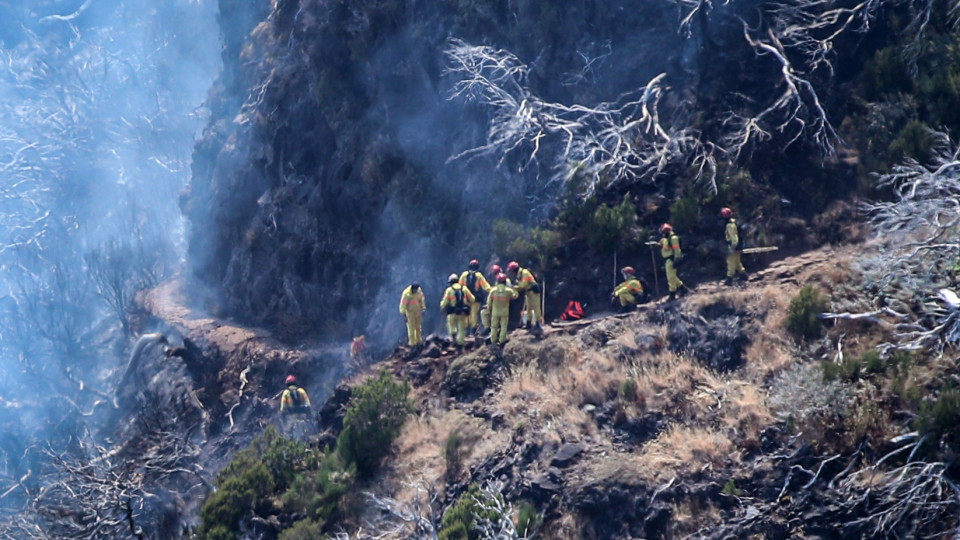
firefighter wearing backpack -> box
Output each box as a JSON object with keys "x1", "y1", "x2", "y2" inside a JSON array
[
  {"x1": 613, "y1": 266, "x2": 645, "y2": 312},
  {"x1": 659, "y1": 223, "x2": 685, "y2": 301},
  {"x1": 399, "y1": 282, "x2": 426, "y2": 347},
  {"x1": 459, "y1": 259, "x2": 491, "y2": 335},
  {"x1": 280, "y1": 375, "x2": 311, "y2": 414},
  {"x1": 508, "y1": 261, "x2": 542, "y2": 332},
  {"x1": 441, "y1": 273, "x2": 475, "y2": 351},
  {"x1": 487, "y1": 273, "x2": 518, "y2": 345},
  {"x1": 721, "y1": 207, "x2": 747, "y2": 285}
]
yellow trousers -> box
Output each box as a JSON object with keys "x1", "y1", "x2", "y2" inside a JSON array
[
  {"x1": 726, "y1": 252, "x2": 745, "y2": 278},
  {"x1": 447, "y1": 313, "x2": 469, "y2": 345},
  {"x1": 480, "y1": 305, "x2": 490, "y2": 329},
  {"x1": 617, "y1": 291, "x2": 637, "y2": 307},
  {"x1": 468, "y1": 301, "x2": 482, "y2": 330},
  {"x1": 490, "y1": 310, "x2": 510, "y2": 344},
  {"x1": 403, "y1": 310, "x2": 422, "y2": 346},
  {"x1": 523, "y1": 291, "x2": 542, "y2": 325},
  {"x1": 665, "y1": 259, "x2": 683, "y2": 292}
]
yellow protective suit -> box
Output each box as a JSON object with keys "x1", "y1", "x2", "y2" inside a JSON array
[
  {"x1": 725, "y1": 218, "x2": 746, "y2": 279},
  {"x1": 660, "y1": 233, "x2": 684, "y2": 293},
  {"x1": 487, "y1": 283, "x2": 519, "y2": 344},
  {"x1": 513, "y1": 267, "x2": 542, "y2": 326},
  {"x1": 399, "y1": 285, "x2": 426, "y2": 346},
  {"x1": 614, "y1": 278, "x2": 644, "y2": 307},
  {"x1": 459, "y1": 270, "x2": 491, "y2": 330},
  {"x1": 440, "y1": 283, "x2": 475, "y2": 345}
]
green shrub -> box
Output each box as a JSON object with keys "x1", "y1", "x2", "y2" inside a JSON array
[
  {"x1": 491, "y1": 219, "x2": 561, "y2": 271},
  {"x1": 337, "y1": 369, "x2": 413, "y2": 477},
  {"x1": 515, "y1": 500, "x2": 539, "y2": 537},
  {"x1": 721, "y1": 478, "x2": 740, "y2": 497},
  {"x1": 278, "y1": 518, "x2": 326, "y2": 540},
  {"x1": 587, "y1": 194, "x2": 636, "y2": 254},
  {"x1": 282, "y1": 450, "x2": 355, "y2": 525},
  {"x1": 619, "y1": 378, "x2": 638, "y2": 402},
  {"x1": 197, "y1": 462, "x2": 275, "y2": 540},
  {"x1": 913, "y1": 384, "x2": 960, "y2": 453},
  {"x1": 669, "y1": 196, "x2": 701, "y2": 233},
  {"x1": 438, "y1": 484, "x2": 503, "y2": 540},
  {"x1": 786, "y1": 285, "x2": 828, "y2": 340},
  {"x1": 445, "y1": 431, "x2": 464, "y2": 478},
  {"x1": 197, "y1": 427, "x2": 295, "y2": 540}
]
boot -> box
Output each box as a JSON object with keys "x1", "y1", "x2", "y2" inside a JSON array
[
  {"x1": 724, "y1": 277, "x2": 733, "y2": 286},
  {"x1": 668, "y1": 291, "x2": 676, "y2": 302},
  {"x1": 455, "y1": 344, "x2": 464, "y2": 354}
]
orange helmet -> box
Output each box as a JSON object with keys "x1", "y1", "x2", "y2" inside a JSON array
[
  {"x1": 285, "y1": 375, "x2": 296, "y2": 385},
  {"x1": 496, "y1": 272, "x2": 508, "y2": 283},
  {"x1": 507, "y1": 261, "x2": 520, "y2": 273},
  {"x1": 659, "y1": 223, "x2": 673, "y2": 235},
  {"x1": 720, "y1": 207, "x2": 733, "y2": 218}
]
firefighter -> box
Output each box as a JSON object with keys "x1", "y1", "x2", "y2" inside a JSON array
[
  {"x1": 507, "y1": 261, "x2": 542, "y2": 332},
  {"x1": 440, "y1": 273, "x2": 475, "y2": 351},
  {"x1": 280, "y1": 375, "x2": 311, "y2": 414},
  {"x1": 479, "y1": 264, "x2": 505, "y2": 335},
  {"x1": 659, "y1": 223, "x2": 685, "y2": 301},
  {"x1": 721, "y1": 207, "x2": 747, "y2": 285},
  {"x1": 487, "y1": 272, "x2": 519, "y2": 345},
  {"x1": 398, "y1": 282, "x2": 426, "y2": 347},
  {"x1": 613, "y1": 266, "x2": 645, "y2": 312},
  {"x1": 459, "y1": 259, "x2": 491, "y2": 335}
]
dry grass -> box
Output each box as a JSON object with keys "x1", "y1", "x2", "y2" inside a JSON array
[
  {"x1": 721, "y1": 381, "x2": 775, "y2": 444},
  {"x1": 636, "y1": 426, "x2": 737, "y2": 481},
  {"x1": 390, "y1": 409, "x2": 490, "y2": 494}
]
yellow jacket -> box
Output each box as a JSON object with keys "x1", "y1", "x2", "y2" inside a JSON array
[
  {"x1": 487, "y1": 283, "x2": 519, "y2": 316},
  {"x1": 440, "y1": 283, "x2": 475, "y2": 314},
  {"x1": 660, "y1": 233, "x2": 682, "y2": 260},
  {"x1": 459, "y1": 270, "x2": 491, "y2": 295},
  {"x1": 514, "y1": 267, "x2": 538, "y2": 292},
  {"x1": 399, "y1": 286, "x2": 426, "y2": 314},
  {"x1": 725, "y1": 219, "x2": 740, "y2": 250},
  {"x1": 614, "y1": 278, "x2": 643, "y2": 297}
]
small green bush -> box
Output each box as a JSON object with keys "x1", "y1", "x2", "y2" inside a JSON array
[
  {"x1": 587, "y1": 194, "x2": 636, "y2": 254},
  {"x1": 619, "y1": 378, "x2": 638, "y2": 402},
  {"x1": 197, "y1": 427, "x2": 293, "y2": 540},
  {"x1": 278, "y1": 518, "x2": 325, "y2": 540},
  {"x1": 491, "y1": 219, "x2": 561, "y2": 271},
  {"x1": 515, "y1": 500, "x2": 539, "y2": 537},
  {"x1": 669, "y1": 196, "x2": 701, "y2": 234},
  {"x1": 438, "y1": 484, "x2": 503, "y2": 540},
  {"x1": 282, "y1": 450, "x2": 355, "y2": 525},
  {"x1": 445, "y1": 431, "x2": 464, "y2": 478},
  {"x1": 337, "y1": 369, "x2": 413, "y2": 477},
  {"x1": 913, "y1": 384, "x2": 960, "y2": 453},
  {"x1": 786, "y1": 285, "x2": 829, "y2": 340}
]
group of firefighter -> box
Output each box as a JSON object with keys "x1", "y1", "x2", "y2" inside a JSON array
[
  {"x1": 397, "y1": 207, "x2": 750, "y2": 352},
  {"x1": 280, "y1": 208, "x2": 750, "y2": 418}
]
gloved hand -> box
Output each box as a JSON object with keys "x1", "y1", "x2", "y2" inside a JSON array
[{"x1": 672, "y1": 255, "x2": 682, "y2": 267}]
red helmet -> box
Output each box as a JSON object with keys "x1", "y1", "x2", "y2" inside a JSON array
[
  {"x1": 507, "y1": 261, "x2": 520, "y2": 273},
  {"x1": 468, "y1": 259, "x2": 480, "y2": 270},
  {"x1": 496, "y1": 272, "x2": 508, "y2": 283},
  {"x1": 659, "y1": 223, "x2": 673, "y2": 235},
  {"x1": 720, "y1": 207, "x2": 733, "y2": 218},
  {"x1": 621, "y1": 266, "x2": 635, "y2": 275},
  {"x1": 490, "y1": 264, "x2": 502, "y2": 275},
  {"x1": 285, "y1": 375, "x2": 296, "y2": 385}
]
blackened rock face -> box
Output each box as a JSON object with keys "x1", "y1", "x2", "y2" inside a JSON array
[{"x1": 662, "y1": 303, "x2": 750, "y2": 373}]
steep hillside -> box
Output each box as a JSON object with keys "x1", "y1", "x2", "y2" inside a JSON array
[{"x1": 186, "y1": 244, "x2": 959, "y2": 538}]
